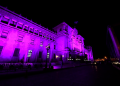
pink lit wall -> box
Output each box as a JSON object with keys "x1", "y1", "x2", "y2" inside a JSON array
[{"x1": 0, "y1": 6, "x2": 93, "y2": 63}]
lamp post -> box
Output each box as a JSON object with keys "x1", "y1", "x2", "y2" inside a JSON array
[{"x1": 45, "y1": 45, "x2": 50, "y2": 69}]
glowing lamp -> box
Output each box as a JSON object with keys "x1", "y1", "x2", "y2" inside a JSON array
[{"x1": 56, "y1": 55, "x2": 59, "y2": 58}]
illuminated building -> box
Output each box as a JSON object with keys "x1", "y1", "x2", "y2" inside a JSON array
[{"x1": 0, "y1": 6, "x2": 93, "y2": 63}]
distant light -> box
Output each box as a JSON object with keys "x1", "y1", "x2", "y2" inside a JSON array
[{"x1": 56, "y1": 55, "x2": 59, "y2": 58}]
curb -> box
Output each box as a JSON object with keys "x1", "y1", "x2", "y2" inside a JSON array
[
  {"x1": 0, "y1": 64, "x2": 92, "y2": 80},
  {"x1": 112, "y1": 64, "x2": 120, "y2": 71}
]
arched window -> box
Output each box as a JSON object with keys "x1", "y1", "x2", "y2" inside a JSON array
[{"x1": 60, "y1": 28, "x2": 62, "y2": 31}]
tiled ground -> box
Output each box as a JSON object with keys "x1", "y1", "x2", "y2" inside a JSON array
[{"x1": 0, "y1": 65, "x2": 120, "y2": 86}]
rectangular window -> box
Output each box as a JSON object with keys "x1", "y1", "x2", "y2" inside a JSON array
[
  {"x1": 47, "y1": 52, "x2": 49, "y2": 58},
  {"x1": 0, "y1": 14, "x2": 2, "y2": 21},
  {"x1": 47, "y1": 35, "x2": 49, "y2": 39},
  {"x1": 60, "y1": 28, "x2": 62, "y2": 31},
  {"x1": 54, "y1": 54, "x2": 55, "y2": 59},
  {"x1": 0, "y1": 46, "x2": 3, "y2": 55},
  {"x1": 13, "y1": 48, "x2": 20, "y2": 57},
  {"x1": 1, "y1": 29, "x2": 9, "y2": 38},
  {"x1": 40, "y1": 41, "x2": 43, "y2": 47},
  {"x1": 27, "y1": 50, "x2": 32, "y2": 57},
  {"x1": 1, "y1": 16, "x2": 9, "y2": 24},
  {"x1": 24, "y1": 25, "x2": 29, "y2": 31},
  {"x1": 53, "y1": 37, "x2": 55, "y2": 41},
  {"x1": 50, "y1": 36, "x2": 52, "y2": 40},
  {"x1": 39, "y1": 52, "x2": 42, "y2": 58},
  {"x1": 17, "y1": 22, "x2": 23, "y2": 29},
  {"x1": 43, "y1": 33, "x2": 46, "y2": 38},
  {"x1": 74, "y1": 47, "x2": 79, "y2": 52},
  {"x1": 34, "y1": 29, "x2": 38, "y2": 35},
  {"x1": 39, "y1": 31, "x2": 42, "y2": 37},
  {"x1": 65, "y1": 26, "x2": 68, "y2": 32},
  {"x1": 9, "y1": 19, "x2": 17, "y2": 27},
  {"x1": 18, "y1": 34, "x2": 23, "y2": 42},
  {"x1": 0, "y1": 14, "x2": 1, "y2": 19},
  {"x1": 30, "y1": 38, "x2": 34, "y2": 45},
  {"x1": 79, "y1": 39, "x2": 82, "y2": 43},
  {"x1": 29, "y1": 27, "x2": 34, "y2": 33}
]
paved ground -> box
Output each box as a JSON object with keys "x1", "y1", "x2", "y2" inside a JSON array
[{"x1": 0, "y1": 64, "x2": 119, "y2": 86}]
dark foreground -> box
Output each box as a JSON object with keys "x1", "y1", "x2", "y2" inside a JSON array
[{"x1": 0, "y1": 64, "x2": 120, "y2": 86}]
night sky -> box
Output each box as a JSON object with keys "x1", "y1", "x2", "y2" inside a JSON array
[{"x1": 0, "y1": 2, "x2": 120, "y2": 59}]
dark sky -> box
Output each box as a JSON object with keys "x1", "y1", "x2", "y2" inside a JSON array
[{"x1": 0, "y1": 2, "x2": 120, "y2": 59}]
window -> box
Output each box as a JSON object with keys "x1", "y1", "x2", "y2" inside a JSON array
[
  {"x1": 50, "y1": 36, "x2": 52, "y2": 40},
  {"x1": 79, "y1": 39, "x2": 82, "y2": 43},
  {"x1": 13, "y1": 48, "x2": 20, "y2": 57},
  {"x1": 9, "y1": 19, "x2": 17, "y2": 27},
  {"x1": 39, "y1": 52, "x2": 42, "y2": 58},
  {"x1": 40, "y1": 41, "x2": 43, "y2": 47},
  {"x1": 60, "y1": 28, "x2": 62, "y2": 31},
  {"x1": 54, "y1": 54, "x2": 55, "y2": 59},
  {"x1": 53, "y1": 37, "x2": 55, "y2": 41},
  {"x1": 0, "y1": 46, "x2": 3, "y2": 55},
  {"x1": 34, "y1": 29, "x2": 38, "y2": 35},
  {"x1": 30, "y1": 38, "x2": 34, "y2": 45},
  {"x1": 29, "y1": 27, "x2": 34, "y2": 33},
  {"x1": 17, "y1": 22, "x2": 23, "y2": 29},
  {"x1": 24, "y1": 25, "x2": 29, "y2": 31},
  {"x1": 27, "y1": 50, "x2": 32, "y2": 57},
  {"x1": 65, "y1": 26, "x2": 68, "y2": 32},
  {"x1": 18, "y1": 34, "x2": 23, "y2": 42},
  {"x1": 74, "y1": 47, "x2": 80, "y2": 52},
  {"x1": 1, "y1": 16, "x2": 9, "y2": 24},
  {"x1": 47, "y1": 35, "x2": 49, "y2": 39},
  {"x1": 0, "y1": 14, "x2": 1, "y2": 19},
  {"x1": 39, "y1": 31, "x2": 42, "y2": 37},
  {"x1": 1, "y1": 29, "x2": 9, "y2": 38},
  {"x1": 47, "y1": 53, "x2": 49, "y2": 58},
  {"x1": 43, "y1": 33, "x2": 46, "y2": 38},
  {"x1": 54, "y1": 45, "x2": 56, "y2": 49}
]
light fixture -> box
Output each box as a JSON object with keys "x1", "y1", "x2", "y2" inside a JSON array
[{"x1": 56, "y1": 55, "x2": 59, "y2": 58}]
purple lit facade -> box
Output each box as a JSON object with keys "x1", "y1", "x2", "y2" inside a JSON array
[{"x1": 0, "y1": 6, "x2": 93, "y2": 63}]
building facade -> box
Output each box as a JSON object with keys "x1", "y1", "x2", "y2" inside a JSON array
[{"x1": 0, "y1": 6, "x2": 93, "y2": 63}]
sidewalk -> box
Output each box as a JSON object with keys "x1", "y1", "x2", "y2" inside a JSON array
[
  {"x1": 112, "y1": 64, "x2": 120, "y2": 70},
  {"x1": 0, "y1": 63, "x2": 91, "y2": 79}
]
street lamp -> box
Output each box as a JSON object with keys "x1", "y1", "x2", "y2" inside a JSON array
[{"x1": 45, "y1": 45, "x2": 50, "y2": 69}]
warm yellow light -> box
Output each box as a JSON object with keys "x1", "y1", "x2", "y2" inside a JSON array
[
  {"x1": 104, "y1": 56, "x2": 107, "y2": 59},
  {"x1": 56, "y1": 55, "x2": 59, "y2": 58}
]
